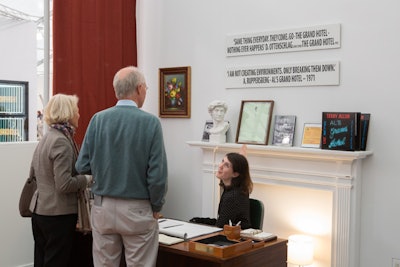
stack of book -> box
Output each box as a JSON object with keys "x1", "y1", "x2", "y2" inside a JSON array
[{"x1": 320, "y1": 112, "x2": 370, "y2": 151}]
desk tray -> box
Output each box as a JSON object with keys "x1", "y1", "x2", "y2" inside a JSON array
[{"x1": 188, "y1": 234, "x2": 252, "y2": 258}]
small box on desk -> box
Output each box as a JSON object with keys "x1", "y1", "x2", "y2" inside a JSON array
[{"x1": 188, "y1": 234, "x2": 252, "y2": 258}]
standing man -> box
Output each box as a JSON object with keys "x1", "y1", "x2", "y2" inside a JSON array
[{"x1": 76, "y1": 66, "x2": 168, "y2": 267}]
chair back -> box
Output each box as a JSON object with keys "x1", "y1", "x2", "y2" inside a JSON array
[{"x1": 249, "y1": 198, "x2": 264, "y2": 229}]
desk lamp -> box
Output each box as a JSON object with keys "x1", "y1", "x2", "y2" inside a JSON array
[{"x1": 287, "y1": 234, "x2": 314, "y2": 267}]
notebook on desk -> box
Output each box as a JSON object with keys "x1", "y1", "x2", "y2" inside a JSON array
[
  {"x1": 159, "y1": 234, "x2": 185, "y2": 245},
  {"x1": 240, "y1": 228, "x2": 277, "y2": 241},
  {"x1": 158, "y1": 218, "x2": 222, "y2": 239}
]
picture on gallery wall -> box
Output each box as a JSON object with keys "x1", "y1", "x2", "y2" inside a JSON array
[
  {"x1": 271, "y1": 115, "x2": 296, "y2": 146},
  {"x1": 0, "y1": 80, "x2": 29, "y2": 142},
  {"x1": 159, "y1": 66, "x2": 191, "y2": 118}
]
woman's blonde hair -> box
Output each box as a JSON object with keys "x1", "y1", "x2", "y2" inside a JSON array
[{"x1": 44, "y1": 94, "x2": 79, "y2": 125}]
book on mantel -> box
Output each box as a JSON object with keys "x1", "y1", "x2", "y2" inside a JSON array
[
  {"x1": 271, "y1": 115, "x2": 296, "y2": 146},
  {"x1": 321, "y1": 112, "x2": 361, "y2": 151},
  {"x1": 359, "y1": 113, "x2": 370, "y2": 151}
]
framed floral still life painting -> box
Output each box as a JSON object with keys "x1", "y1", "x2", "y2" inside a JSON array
[
  {"x1": 159, "y1": 66, "x2": 191, "y2": 118},
  {"x1": 236, "y1": 100, "x2": 274, "y2": 145}
]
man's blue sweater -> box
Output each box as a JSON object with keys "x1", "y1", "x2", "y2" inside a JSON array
[{"x1": 76, "y1": 102, "x2": 168, "y2": 212}]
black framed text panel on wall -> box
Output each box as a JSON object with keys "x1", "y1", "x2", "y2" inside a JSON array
[{"x1": 0, "y1": 80, "x2": 29, "y2": 142}]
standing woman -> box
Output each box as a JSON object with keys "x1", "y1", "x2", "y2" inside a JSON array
[
  {"x1": 215, "y1": 152, "x2": 253, "y2": 229},
  {"x1": 30, "y1": 94, "x2": 92, "y2": 267}
]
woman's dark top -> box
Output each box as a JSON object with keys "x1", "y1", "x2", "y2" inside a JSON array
[{"x1": 216, "y1": 186, "x2": 251, "y2": 229}]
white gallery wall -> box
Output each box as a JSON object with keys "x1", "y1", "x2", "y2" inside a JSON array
[
  {"x1": 0, "y1": 142, "x2": 36, "y2": 267},
  {"x1": 2, "y1": 1, "x2": 399, "y2": 266},
  {"x1": 0, "y1": 18, "x2": 37, "y2": 267},
  {"x1": 137, "y1": 0, "x2": 400, "y2": 267},
  {"x1": 0, "y1": 18, "x2": 38, "y2": 141}
]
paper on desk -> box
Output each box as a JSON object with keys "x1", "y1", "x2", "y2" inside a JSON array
[
  {"x1": 159, "y1": 218, "x2": 222, "y2": 239},
  {"x1": 158, "y1": 234, "x2": 184, "y2": 245},
  {"x1": 240, "y1": 228, "x2": 277, "y2": 241},
  {"x1": 158, "y1": 219, "x2": 183, "y2": 228}
]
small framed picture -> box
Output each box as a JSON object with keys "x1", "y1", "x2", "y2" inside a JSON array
[
  {"x1": 301, "y1": 123, "x2": 322, "y2": 148},
  {"x1": 159, "y1": 66, "x2": 191, "y2": 118},
  {"x1": 236, "y1": 100, "x2": 274, "y2": 145},
  {"x1": 272, "y1": 115, "x2": 296, "y2": 146},
  {"x1": 201, "y1": 120, "x2": 214, "y2": 141},
  {"x1": 201, "y1": 120, "x2": 230, "y2": 142}
]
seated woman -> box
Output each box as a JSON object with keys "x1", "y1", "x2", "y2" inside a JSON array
[{"x1": 191, "y1": 150, "x2": 253, "y2": 229}]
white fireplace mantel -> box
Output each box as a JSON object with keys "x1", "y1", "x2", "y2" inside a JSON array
[{"x1": 187, "y1": 141, "x2": 372, "y2": 267}]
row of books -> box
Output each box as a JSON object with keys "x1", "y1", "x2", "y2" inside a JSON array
[
  {"x1": 321, "y1": 112, "x2": 370, "y2": 151},
  {"x1": 271, "y1": 112, "x2": 370, "y2": 151}
]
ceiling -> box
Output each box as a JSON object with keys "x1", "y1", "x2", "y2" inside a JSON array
[
  {"x1": 0, "y1": 0, "x2": 44, "y2": 17},
  {"x1": 0, "y1": 0, "x2": 52, "y2": 75}
]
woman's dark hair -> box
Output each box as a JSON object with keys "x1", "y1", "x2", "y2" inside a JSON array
[{"x1": 225, "y1": 152, "x2": 253, "y2": 195}]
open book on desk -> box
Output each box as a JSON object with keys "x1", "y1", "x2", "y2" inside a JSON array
[{"x1": 158, "y1": 218, "x2": 222, "y2": 239}]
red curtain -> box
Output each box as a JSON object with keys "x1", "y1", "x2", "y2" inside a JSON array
[{"x1": 53, "y1": 0, "x2": 137, "y2": 145}]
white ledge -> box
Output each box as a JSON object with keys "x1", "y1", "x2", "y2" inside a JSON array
[{"x1": 187, "y1": 141, "x2": 372, "y2": 161}]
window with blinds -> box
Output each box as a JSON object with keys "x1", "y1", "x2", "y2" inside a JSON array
[{"x1": 0, "y1": 81, "x2": 28, "y2": 142}]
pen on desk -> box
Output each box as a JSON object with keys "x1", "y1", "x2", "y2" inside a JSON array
[
  {"x1": 162, "y1": 224, "x2": 184, "y2": 229},
  {"x1": 158, "y1": 219, "x2": 167, "y2": 223}
]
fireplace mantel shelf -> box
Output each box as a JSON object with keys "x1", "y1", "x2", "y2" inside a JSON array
[
  {"x1": 187, "y1": 141, "x2": 373, "y2": 267},
  {"x1": 187, "y1": 141, "x2": 372, "y2": 161}
]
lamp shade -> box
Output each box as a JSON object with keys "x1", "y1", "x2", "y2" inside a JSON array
[{"x1": 287, "y1": 234, "x2": 314, "y2": 266}]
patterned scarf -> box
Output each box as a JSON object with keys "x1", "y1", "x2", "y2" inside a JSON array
[{"x1": 50, "y1": 122, "x2": 79, "y2": 155}]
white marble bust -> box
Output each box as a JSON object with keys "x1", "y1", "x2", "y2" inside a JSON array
[{"x1": 207, "y1": 100, "x2": 230, "y2": 143}]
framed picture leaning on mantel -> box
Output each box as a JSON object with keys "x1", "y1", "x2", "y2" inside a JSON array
[
  {"x1": 159, "y1": 66, "x2": 191, "y2": 118},
  {"x1": 271, "y1": 115, "x2": 296, "y2": 146},
  {"x1": 236, "y1": 100, "x2": 274, "y2": 145},
  {"x1": 301, "y1": 123, "x2": 322, "y2": 148}
]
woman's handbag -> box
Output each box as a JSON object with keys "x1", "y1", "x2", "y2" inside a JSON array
[
  {"x1": 19, "y1": 167, "x2": 37, "y2": 217},
  {"x1": 76, "y1": 188, "x2": 92, "y2": 233}
]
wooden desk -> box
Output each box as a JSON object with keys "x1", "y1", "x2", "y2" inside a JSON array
[{"x1": 156, "y1": 234, "x2": 287, "y2": 267}]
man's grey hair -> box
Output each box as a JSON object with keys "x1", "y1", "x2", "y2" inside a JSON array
[{"x1": 113, "y1": 66, "x2": 145, "y2": 99}]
